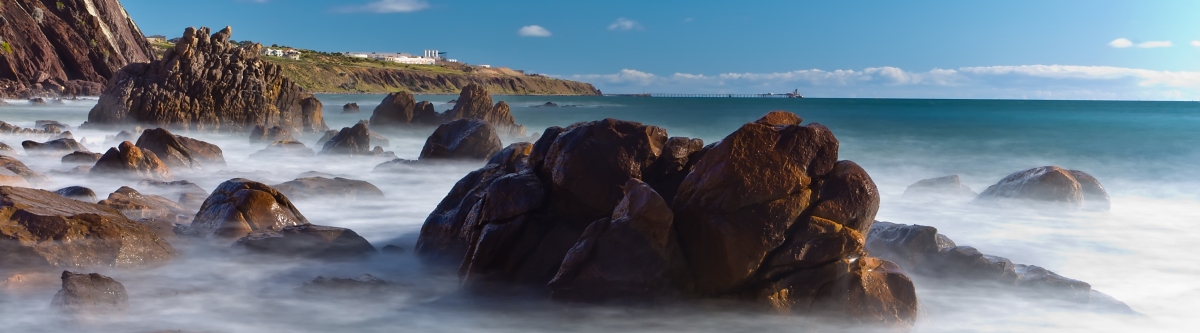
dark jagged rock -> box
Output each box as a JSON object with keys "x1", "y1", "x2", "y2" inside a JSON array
[
  {"x1": 135, "y1": 128, "x2": 226, "y2": 170},
  {"x1": 446, "y1": 85, "x2": 526, "y2": 137},
  {"x1": 56, "y1": 131, "x2": 74, "y2": 140},
  {"x1": 369, "y1": 91, "x2": 441, "y2": 127},
  {"x1": 234, "y1": 224, "x2": 376, "y2": 260},
  {"x1": 415, "y1": 111, "x2": 915, "y2": 328},
  {"x1": 191, "y1": 178, "x2": 309, "y2": 240},
  {"x1": 371, "y1": 146, "x2": 397, "y2": 159},
  {"x1": 272, "y1": 177, "x2": 384, "y2": 200},
  {"x1": 91, "y1": 142, "x2": 172, "y2": 180},
  {"x1": 54, "y1": 186, "x2": 98, "y2": 202},
  {"x1": 83, "y1": 26, "x2": 327, "y2": 133},
  {"x1": 904, "y1": 175, "x2": 976, "y2": 198},
  {"x1": 29, "y1": 97, "x2": 48, "y2": 105},
  {"x1": 1, "y1": 156, "x2": 52, "y2": 186},
  {"x1": 976, "y1": 166, "x2": 1110, "y2": 211},
  {"x1": 249, "y1": 125, "x2": 295, "y2": 144},
  {"x1": 419, "y1": 119, "x2": 503, "y2": 161},
  {"x1": 0, "y1": 0, "x2": 156, "y2": 99},
  {"x1": 61, "y1": 151, "x2": 103, "y2": 165},
  {"x1": 98, "y1": 186, "x2": 192, "y2": 223},
  {"x1": 342, "y1": 103, "x2": 360, "y2": 113},
  {"x1": 320, "y1": 122, "x2": 371, "y2": 156},
  {"x1": 251, "y1": 140, "x2": 316, "y2": 158},
  {"x1": 52, "y1": 271, "x2": 129, "y2": 319},
  {"x1": 137, "y1": 179, "x2": 208, "y2": 209},
  {"x1": 867, "y1": 221, "x2": 1136, "y2": 313},
  {"x1": 21, "y1": 138, "x2": 88, "y2": 154},
  {"x1": 0, "y1": 186, "x2": 177, "y2": 268}
]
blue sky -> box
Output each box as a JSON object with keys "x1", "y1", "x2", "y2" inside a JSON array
[{"x1": 126, "y1": 0, "x2": 1200, "y2": 99}]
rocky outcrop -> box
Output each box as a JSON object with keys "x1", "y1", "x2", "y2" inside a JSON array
[
  {"x1": 249, "y1": 125, "x2": 294, "y2": 143},
  {"x1": 369, "y1": 91, "x2": 440, "y2": 127},
  {"x1": 134, "y1": 128, "x2": 226, "y2": 170},
  {"x1": 21, "y1": 138, "x2": 87, "y2": 154},
  {"x1": 98, "y1": 186, "x2": 192, "y2": 223},
  {"x1": 415, "y1": 112, "x2": 916, "y2": 328},
  {"x1": 54, "y1": 186, "x2": 98, "y2": 202},
  {"x1": 272, "y1": 177, "x2": 384, "y2": 200},
  {"x1": 90, "y1": 141, "x2": 172, "y2": 180},
  {"x1": 0, "y1": 186, "x2": 177, "y2": 268},
  {"x1": 234, "y1": 225, "x2": 376, "y2": 260},
  {"x1": 320, "y1": 122, "x2": 371, "y2": 156},
  {"x1": 867, "y1": 221, "x2": 1135, "y2": 313},
  {"x1": 1, "y1": 155, "x2": 51, "y2": 186},
  {"x1": 251, "y1": 140, "x2": 315, "y2": 158},
  {"x1": 190, "y1": 178, "x2": 309, "y2": 240},
  {"x1": 903, "y1": 175, "x2": 976, "y2": 198},
  {"x1": 51, "y1": 271, "x2": 129, "y2": 320},
  {"x1": 975, "y1": 166, "x2": 1110, "y2": 211},
  {"x1": 419, "y1": 119, "x2": 502, "y2": 161},
  {"x1": 83, "y1": 26, "x2": 328, "y2": 133},
  {"x1": 0, "y1": 0, "x2": 156, "y2": 98},
  {"x1": 343, "y1": 103, "x2": 360, "y2": 113},
  {"x1": 62, "y1": 151, "x2": 103, "y2": 165},
  {"x1": 445, "y1": 85, "x2": 525, "y2": 137},
  {"x1": 2, "y1": 120, "x2": 58, "y2": 136}
]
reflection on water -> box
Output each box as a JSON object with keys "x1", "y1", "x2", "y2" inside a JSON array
[{"x1": 1, "y1": 96, "x2": 1197, "y2": 332}]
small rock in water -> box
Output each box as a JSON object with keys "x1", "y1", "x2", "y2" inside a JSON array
[
  {"x1": 234, "y1": 224, "x2": 376, "y2": 260},
  {"x1": 52, "y1": 271, "x2": 129, "y2": 321},
  {"x1": 54, "y1": 186, "x2": 98, "y2": 202},
  {"x1": 904, "y1": 175, "x2": 976, "y2": 199}
]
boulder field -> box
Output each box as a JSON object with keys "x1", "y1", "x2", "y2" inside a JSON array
[
  {"x1": 415, "y1": 111, "x2": 918, "y2": 328},
  {"x1": 369, "y1": 84, "x2": 527, "y2": 137}
]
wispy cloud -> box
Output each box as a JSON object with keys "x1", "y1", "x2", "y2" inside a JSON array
[
  {"x1": 566, "y1": 65, "x2": 1200, "y2": 100},
  {"x1": 518, "y1": 25, "x2": 552, "y2": 37},
  {"x1": 1109, "y1": 38, "x2": 1133, "y2": 48},
  {"x1": 1191, "y1": 40, "x2": 1200, "y2": 47},
  {"x1": 608, "y1": 18, "x2": 642, "y2": 31},
  {"x1": 337, "y1": 0, "x2": 429, "y2": 13},
  {"x1": 1137, "y1": 41, "x2": 1173, "y2": 48}
]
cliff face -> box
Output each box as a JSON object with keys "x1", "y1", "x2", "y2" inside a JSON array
[
  {"x1": 0, "y1": 0, "x2": 154, "y2": 97},
  {"x1": 271, "y1": 62, "x2": 602, "y2": 96}
]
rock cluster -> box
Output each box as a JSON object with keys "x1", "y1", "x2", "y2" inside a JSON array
[
  {"x1": 419, "y1": 119, "x2": 503, "y2": 161},
  {"x1": 84, "y1": 26, "x2": 327, "y2": 133},
  {"x1": 135, "y1": 128, "x2": 226, "y2": 169},
  {"x1": 91, "y1": 142, "x2": 173, "y2": 181},
  {"x1": 975, "y1": 166, "x2": 1110, "y2": 211},
  {"x1": 368, "y1": 85, "x2": 527, "y2": 136},
  {"x1": 415, "y1": 112, "x2": 916, "y2": 327},
  {"x1": 0, "y1": 186, "x2": 177, "y2": 268},
  {"x1": 190, "y1": 178, "x2": 310, "y2": 239}
]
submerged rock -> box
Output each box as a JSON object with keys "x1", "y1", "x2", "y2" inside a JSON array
[
  {"x1": 190, "y1": 178, "x2": 309, "y2": 240},
  {"x1": 54, "y1": 186, "x2": 99, "y2": 202},
  {"x1": 252, "y1": 140, "x2": 316, "y2": 158},
  {"x1": 249, "y1": 125, "x2": 295, "y2": 144},
  {"x1": 135, "y1": 128, "x2": 226, "y2": 169},
  {"x1": 52, "y1": 271, "x2": 129, "y2": 319},
  {"x1": 419, "y1": 119, "x2": 503, "y2": 161},
  {"x1": 272, "y1": 177, "x2": 384, "y2": 200},
  {"x1": 0, "y1": 186, "x2": 177, "y2": 268},
  {"x1": 904, "y1": 175, "x2": 976, "y2": 198},
  {"x1": 84, "y1": 26, "x2": 327, "y2": 133},
  {"x1": 320, "y1": 122, "x2": 372, "y2": 156},
  {"x1": 0, "y1": 143, "x2": 16, "y2": 156},
  {"x1": 975, "y1": 166, "x2": 1110, "y2": 211},
  {"x1": 343, "y1": 103, "x2": 360, "y2": 113},
  {"x1": 91, "y1": 142, "x2": 173, "y2": 181},
  {"x1": 21, "y1": 138, "x2": 88, "y2": 154},
  {"x1": 234, "y1": 225, "x2": 376, "y2": 260},
  {"x1": 0, "y1": 156, "x2": 52, "y2": 186},
  {"x1": 99, "y1": 187, "x2": 193, "y2": 223},
  {"x1": 61, "y1": 151, "x2": 103, "y2": 165}
]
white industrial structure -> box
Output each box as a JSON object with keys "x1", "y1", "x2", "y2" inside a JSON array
[{"x1": 342, "y1": 51, "x2": 437, "y2": 65}]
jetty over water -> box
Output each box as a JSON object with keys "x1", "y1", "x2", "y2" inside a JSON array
[{"x1": 606, "y1": 91, "x2": 803, "y2": 98}]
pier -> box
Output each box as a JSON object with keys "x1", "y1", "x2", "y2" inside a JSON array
[{"x1": 606, "y1": 90, "x2": 803, "y2": 98}]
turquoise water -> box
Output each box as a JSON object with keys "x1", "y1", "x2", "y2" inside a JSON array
[{"x1": 2, "y1": 96, "x2": 1199, "y2": 332}]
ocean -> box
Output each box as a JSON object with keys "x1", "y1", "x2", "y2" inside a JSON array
[{"x1": 1, "y1": 95, "x2": 1198, "y2": 332}]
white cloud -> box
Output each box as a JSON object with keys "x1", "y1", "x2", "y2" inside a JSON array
[
  {"x1": 565, "y1": 65, "x2": 1200, "y2": 100},
  {"x1": 1137, "y1": 41, "x2": 1173, "y2": 48},
  {"x1": 337, "y1": 0, "x2": 429, "y2": 13},
  {"x1": 608, "y1": 18, "x2": 642, "y2": 31},
  {"x1": 518, "y1": 25, "x2": 552, "y2": 37},
  {"x1": 1109, "y1": 38, "x2": 1133, "y2": 48},
  {"x1": 1193, "y1": 40, "x2": 1200, "y2": 47}
]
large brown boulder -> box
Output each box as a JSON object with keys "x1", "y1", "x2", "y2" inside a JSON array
[
  {"x1": 369, "y1": 91, "x2": 442, "y2": 127},
  {"x1": 21, "y1": 138, "x2": 88, "y2": 154},
  {"x1": 975, "y1": 166, "x2": 1110, "y2": 211},
  {"x1": 91, "y1": 142, "x2": 173, "y2": 181},
  {"x1": 419, "y1": 119, "x2": 503, "y2": 161},
  {"x1": 83, "y1": 26, "x2": 327, "y2": 133},
  {"x1": 0, "y1": 186, "x2": 177, "y2": 268},
  {"x1": 1, "y1": 156, "x2": 52, "y2": 186},
  {"x1": 234, "y1": 225, "x2": 376, "y2": 260},
  {"x1": 320, "y1": 122, "x2": 372, "y2": 156},
  {"x1": 135, "y1": 128, "x2": 226, "y2": 169},
  {"x1": 0, "y1": 0, "x2": 156, "y2": 99},
  {"x1": 190, "y1": 178, "x2": 309, "y2": 240},
  {"x1": 52, "y1": 271, "x2": 129, "y2": 320},
  {"x1": 272, "y1": 177, "x2": 384, "y2": 200},
  {"x1": 445, "y1": 84, "x2": 527, "y2": 137}
]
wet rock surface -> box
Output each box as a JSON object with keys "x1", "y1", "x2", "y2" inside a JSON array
[
  {"x1": 272, "y1": 177, "x2": 384, "y2": 200},
  {"x1": 0, "y1": 186, "x2": 177, "y2": 268},
  {"x1": 91, "y1": 142, "x2": 173, "y2": 181},
  {"x1": 976, "y1": 166, "x2": 1110, "y2": 211},
  {"x1": 84, "y1": 26, "x2": 327, "y2": 133},
  {"x1": 54, "y1": 186, "x2": 99, "y2": 202},
  {"x1": 190, "y1": 178, "x2": 309, "y2": 240},
  {"x1": 419, "y1": 119, "x2": 503, "y2": 161},
  {"x1": 51, "y1": 271, "x2": 129, "y2": 319},
  {"x1": 135, "y1": 128, "x2": 227, "y2": 169},
  {"x1": 320, "y1": 122, "x2": 372, "y2": 156},
  {"x1": 234, "y1": 224, "x2": 376, "y2": 260},
  {"x1": 415, "y1": 111, "x2": 917, "y2": 328}
]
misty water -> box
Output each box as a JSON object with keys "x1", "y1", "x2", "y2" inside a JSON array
[{"x1": 2, "y1": 96, "x2": 1199, "y2": 332}]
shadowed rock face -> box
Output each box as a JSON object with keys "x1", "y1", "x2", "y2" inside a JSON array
[
  {"x1": 368, "y1": 85, "x2": 527, "y2": 136},
  {"x1": 321, "y1": 122, "x2": 371, "y2": 156},
  {"x1": 191, "y1": 178, "x2": 309, "y2": 240},
  {"x1": 414, "y1": 111, "x2": 916, "y2": 328},
  {"x1": 62, "y1": 151, "x2": 103, "y2": 165},
  {"x1": 234, "y1": 225, "x2": 376, "y2": 260},
  {"x1": 83, "y1": 26, "x2": 327, "y2": 133},
  {"x1": 343, "y1": 103, "x2": 360, "y2": 113},
  {"x1": 90, "y1": 141, "x2": 172, "y2": 181},
  {"x1": 54, "y1": 186, "x2": 98, "y2": 202},
  {"x1": 0, "y1": 0, "x2": 156, "y2": 98},
  {"x1": 0, "y1": 186, "x2": 177, "y2": 268},
  {"x1": 21, "y1": 138, "x2": 88, "y2": 154},
  {"x1": 419, "y1": 119, "x2": 503, "y2": 161},
  {"x1": 252, "y1": 140, "x2": 315, "y2": 158},
  {"x1": 369, "y1": 91, "x2": 441, "y2": 127},
  {"x1": 975, "y1": 166, "x2": 1110, "y2": 211},
  {"x1": 52, "y1": 271, "x2": 129, "y2": 320},
  {"x1": 135, "y1": 128, "x2": 226, "y2": 169}
]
